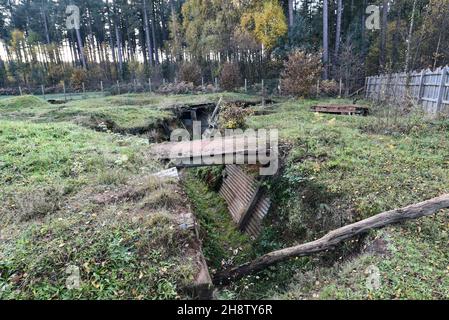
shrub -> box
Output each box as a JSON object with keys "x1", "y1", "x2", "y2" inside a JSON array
[
  {"x1": 70, "y1": 69, "x2": 88, "y2": 91},
  {"x1": 178, "y1": 63, "x2": 202, "y2": 86},
  {"x1": 280, "y1": 50, "x2": 322, "y2": 97},
  {"x1": 319, "y1": 79, "x2": 340, "y2": 97},
  {"x1": 219, "y1": 103, "x2": 254, "y2": 129},
  {"x1": 219, "y1": 63, "x2": 242, "y2": 91},
  {"x1": 156, "y1": 81, "x2": 195, "y2": 94}
]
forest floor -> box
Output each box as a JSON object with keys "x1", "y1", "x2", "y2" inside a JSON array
[{"x1": 0, "y1": 93, "x2": 448, "y2": 300}]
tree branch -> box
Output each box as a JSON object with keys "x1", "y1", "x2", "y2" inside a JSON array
[{"x1": 214, "y1": 194, "x2": 449, "y2": 285}]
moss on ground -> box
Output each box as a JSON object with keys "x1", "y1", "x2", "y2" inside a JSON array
[{"x1": 183, "y1": 171, "x2": 253, "y2": 272}]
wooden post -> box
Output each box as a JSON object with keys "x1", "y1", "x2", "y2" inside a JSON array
[
  {"x1": 377, "y1": 76, "x2": 382, "y2": 101},
  {"x1": 417, "y1": 70, "x2": 425, "y2": 103},
  {"x1": 261, "y1": 79, "x2": 265, "y2": 107},
  {"x1": 19, "y1": 86, "x2": 22, "y2": 96},
  {"x1": 316, "y1": 80, "x2": 320, "y2": 97},
  {"x1": 63, "y1": 82, "x2": 67, "y2": 102},
  {"x1": 244, "y1": 78, "x2": 247, "y2": 92},
  {"x1": 82, "y1": 82, "x2": 86, "y2": 97},
  {"x1": 201, "y1": 77, "x2": 204, "y2": 88},
  {"x1": 215, "y1": 78, "x2": 218, "y2": 90},
  {"x1": 100, "y1": 81, "x2": 104, "y2": 94},
  {"x1": 389, "y1": 73, "x2": 399, "y2": 101},
  {"x1": 41, "y1": 85, "x2": 45, "y2": 99},
  {"x1": 117, "y1": 80, "x2": 120, "y2": 95},
  {"x1": 365, "y1": 77, "x2": 369, "y2": 99},
  {"x1": 148, "y1": 78, "x2": 152, "y2": 92},
  {"x1": 339, "y1": 78, "x2": 343, "y2": 98},
  {"x1": 163, "y1": 78, "x2": 166, "y2": 85},
  {"x1": 436, "y1": 67, "x2": 447, "y2": 113}
]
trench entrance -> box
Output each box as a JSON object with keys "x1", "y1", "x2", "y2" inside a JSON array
[
  {"x1": 148, "y1": 99, "x2": 278, "y2": 298},
  {"x1": 178, "y1": 103, "x2": 216, "y2": 134}
]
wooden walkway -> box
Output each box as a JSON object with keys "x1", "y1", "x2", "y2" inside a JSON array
[
  {"x1": 149, "y1": 135, "x2": 270, "y2": 166},
  {"x1": 311, "y1": 104, "x2": 369, "y2": 116}
]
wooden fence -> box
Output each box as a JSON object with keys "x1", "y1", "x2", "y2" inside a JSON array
[{"x1": 365, "y1": 66, "x2": 449, "y2": 114}]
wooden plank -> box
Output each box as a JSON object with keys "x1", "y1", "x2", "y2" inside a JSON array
[
  {"x1": 238, "y1": 182, "x2": 263, "y2": 231},
  {"x1": 436, "y1": 67, "x2": 448, "y2": 113},
  {"x1": 149, "y1": 135, "x2": 265, "y2": 160},
  {"x1": 417, "y1": 70, "x2": 425, "y2": 102},
  {"x1": 310, "y1": 104, "x2": 369, "y2": 116}
]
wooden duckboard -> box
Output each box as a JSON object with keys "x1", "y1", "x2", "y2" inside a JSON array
[{"x1": 311, "y1": 104, "x2": 369, "y2": 116}]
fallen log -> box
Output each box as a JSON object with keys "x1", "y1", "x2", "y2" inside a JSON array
[{"x1": 214, "y1": 194, "x2": 449, "y2": 285}]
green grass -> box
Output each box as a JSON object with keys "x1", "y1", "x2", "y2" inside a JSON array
[
  {"x1": 0, "y1": 212, "x2": 196, "y2": 299},
  {"x1": 275, "y1": 216, "x2": 449, "y2": 300},
  {"x1": 0, "y1": 95, "x2": 174, "y2": 132},
  {"x1": 0, "y1": 92, "x2": 107, "y2": 102},
  {"x1": 0, "y1": 119, "x2": 197, "y2": 299},
  {"x1": 0, "y1": 120, "x2": 155, "y2": 217},
  {"x1": 0, "y1": 93, "x2": 261, "y2": 132},
  {"x1": 183, "y1": 171, "x2": 253, "y2": 272},
  {"x1": 2, "y1": 93, "x2": 448, "y2": 300},
  {"x1": 238, "y1": 98, "x2": 449, "y2": 299},
  {"x1": 0, "y1": 92, "x2": 263, "y2": 300},
  {"x1": 248, "y1": 99, "x2": 449, "y2": 237}
]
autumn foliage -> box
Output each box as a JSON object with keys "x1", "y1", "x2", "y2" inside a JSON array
[
  {"x1": 240, "y1": 0, "x2": 288, "y2": 50},
  {"x1": 178, "y1": 62, "x2": 202, "y2": 86},
  {"x1": 219, "y1": 103, "x2": 254, "y2": 129},
  {"x1": 70, "y1": 69, "x2": 88, "y2": 91},
  {"x1": 319, "y1": 80, "x2": 340, "y2": 97},
  {"x1": 280, "y1": 50, "x2": 322, "y2": 97}
]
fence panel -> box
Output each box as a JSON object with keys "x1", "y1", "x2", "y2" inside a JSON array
[{"x1": 366, "y1": 66, "x2": 449, "y2": 115}]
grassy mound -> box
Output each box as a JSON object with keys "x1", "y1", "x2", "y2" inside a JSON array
[
  {"x1": 0, "y1": 95, "x2": 49, "y2": 110},
  {"x1": 0, "y1": 92, "x2": 260, "y2": 133},
  {"x1": 0, "y1": 120, "x2": 198, "y2": 299}
]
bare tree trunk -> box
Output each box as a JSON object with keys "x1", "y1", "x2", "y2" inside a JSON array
[
  {"x1": 143, "y1": 0, "x2": 154, "y2": 66},
  {"x1": 40, "y1": 0, "x2": 50, "y2": 44},
  {"x1": 392, "y1": 5, "x2": 401, "y2": 70},
  {"x1": 334, "y1": 0, "x2": 343, "y2": 76},
  {"x1": 380, "y1": 0, "x2": 388, "y2": 72},
  {"x1": 404, "y1": 0, "x2": 417, "y2": 72},
  {"x1": 214, "y1": 194, "x2": 449, "y2": 284},
  {"x1": 433, "y1": 32, "x2": 442, "y2": 69},
  {"x1": 360, "y1": 0, "x2": 367, "y2": 61},
  {"x1": 75, "y1": 28, "x2": 87, "y2": 69},
  {"x1": 115, "y1": 23, "x2": 123, "y2": 77},
  {"x1": 150, "y1": 0, "x2": 159, "y2": 64},
  {"x1": 323, "y1": 0, "x2": 329, "y2": 79},
  {"x1": 335, "y1": 0, "x2": 342, "y2": 57},
  {"x1": 106, "y1": 1, "x2": 117, "y2": 68},
  {"x1": 288, "y1": 0, "x2": 294, "y2": 28},
  {"x1": 86, "y1": 7, "x2": 97, "y2": 64}
]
